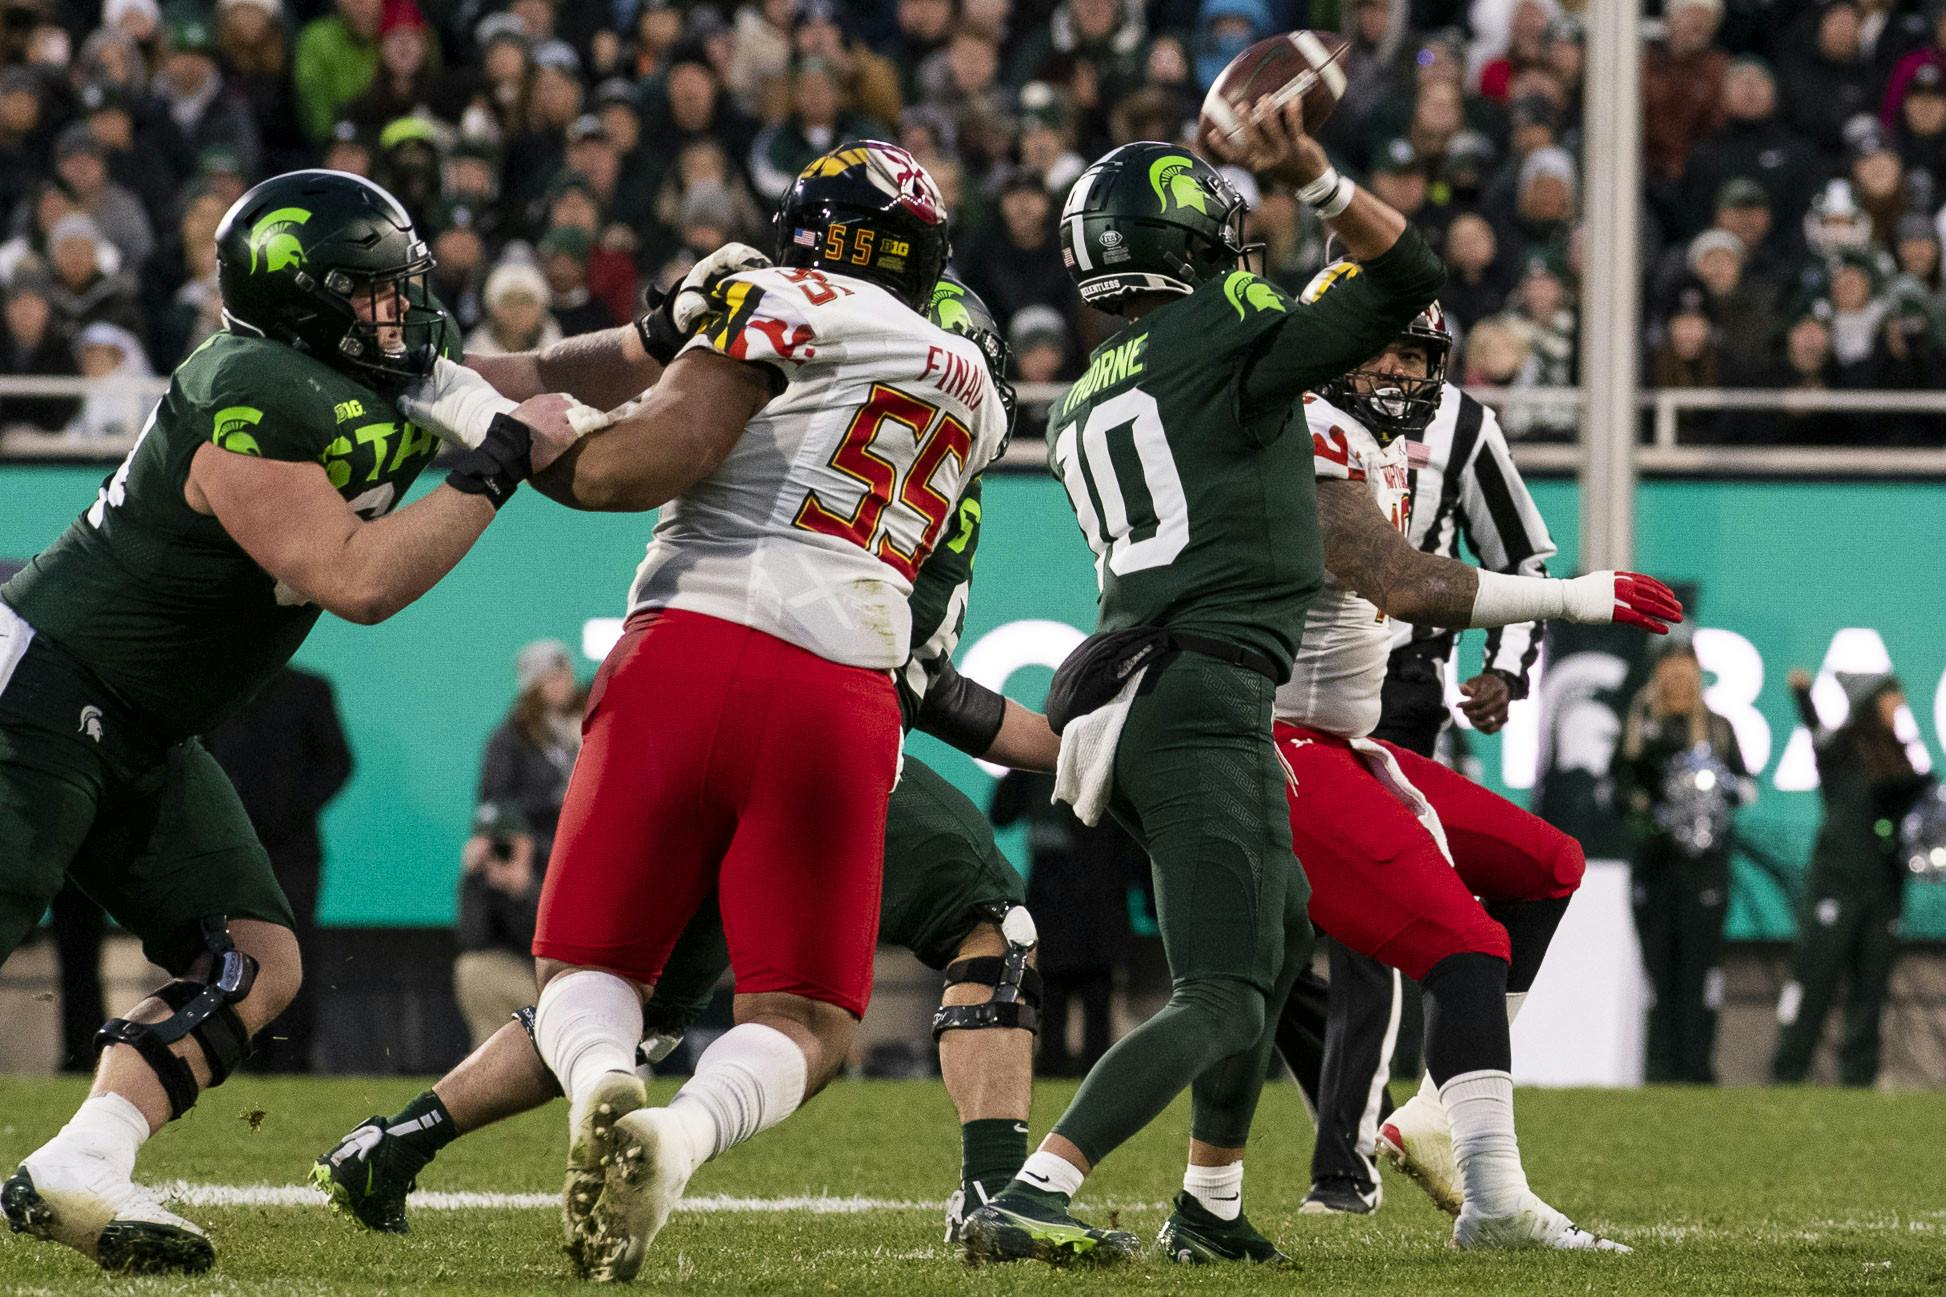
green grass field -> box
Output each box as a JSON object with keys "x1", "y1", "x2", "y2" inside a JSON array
[{"x1": 0, "y1": 1075, "x2": 1940, "y2": 1296}]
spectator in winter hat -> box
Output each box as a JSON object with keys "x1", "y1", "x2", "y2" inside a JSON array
[
  {"x1": 44, "y1": 213, "x2": 146, "y2": 342},
  {"x1": 1896, "y1": 61, "x2": 1946, "y2": 186},
  {"x1": 2, "y1": 270, "x2": 78, "y2": 431},
  {"x1": 0, "y1": 68, "x2": 47, "y2": 233},
  {"x1": 1477, "y1": 0, "x2": 1556, "y2": 102},
  {"x1": 321, "y1": 119, "x2": 373, "y2": 176},
  {"x1": 1650, "y1": 283, "x2": 1720, "y2": 392},
  {"x1": 157, "y1": 19, "x2": 263, "y2": 180},
  {"x1": 1366, "y1": 138, "x2": 1429, "y2": 228},
  {"x1": 1881, "y1": 0, "x2": 1946, "y2": 129},
  {"x1": 294, "y1": 0, "x2": 382, "y2": 144},
  {"x1": 52, "y1": 124, "x2": 154, "y2": 270},
  {"x1": 66, "y1": 320, "x2": 154, "y2": 441},
  {"x1": 1893, "y1": 211, "x2": 1942, "y2": 293},
  {"x1": 1441, "y1": 210, "x2": 1509, "y2": 333},
  {"x1": 966, "y1": 168, "x2": 1072, "y2": 335},
  {"x1": 1844, "y1": 120, "x2": 1909, "y2": 246},
  {"x1": 537, "y1": 226, "x2": 614, "y2": 337},
  {"x1": 1710, "y1": 178, "x2": 1791, "y2": 290},
  {"x1": 1017, "y1": 82, "x2": 1087, "y2": 195},
  {"x1": 468, "y1": 259, "x2": 559, "y2": 356}
]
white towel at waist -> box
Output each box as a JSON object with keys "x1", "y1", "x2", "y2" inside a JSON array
[{"x1": 1052, "y1": 664, "x2": 1149, "y2": 827}]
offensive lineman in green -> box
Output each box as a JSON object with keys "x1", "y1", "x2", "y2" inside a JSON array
[
  {"x1": 0, "y1": 170, "x2": 582, "y2": 1274},
  {"x1": 960, "y1": 101, "x2": 1444, "y2": 1265}
]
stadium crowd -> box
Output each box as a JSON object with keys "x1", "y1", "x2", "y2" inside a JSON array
[{"x1": 5, "y1": 0, "x2": 1946, "y2": 445}]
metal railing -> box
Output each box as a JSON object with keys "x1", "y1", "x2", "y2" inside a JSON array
[{"x1": 6, "y1": 376, "x2": 1946, "y2": 476}]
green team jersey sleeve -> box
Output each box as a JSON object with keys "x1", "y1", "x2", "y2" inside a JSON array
[
  {"x1": 896, "y1": 473, "x2": 983, "y2": 727},
  {"x1": 1239, "y1": 224, "x2": 1446, "y2": 417}
]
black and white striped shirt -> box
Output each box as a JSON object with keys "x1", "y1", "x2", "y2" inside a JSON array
[{"x1": 1390, "y1": 383, "x2": 1557, "y2": 694}]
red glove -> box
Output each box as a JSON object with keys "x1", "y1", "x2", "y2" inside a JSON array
[{"x1": 1611, "y1": 572, "x2": 1684, "y2": 634}]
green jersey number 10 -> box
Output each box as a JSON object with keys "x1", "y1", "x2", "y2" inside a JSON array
[{"x1": 1051, "y1": 387, "x2": 1188, "y2": 583}]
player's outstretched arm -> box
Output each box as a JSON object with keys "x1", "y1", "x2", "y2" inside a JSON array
[
  {"x1": 189, "y1": 396, "x2": 578, "y2": 624},
  {"x1": 529, "y1": 349, "x2": 773, "y2": 512},
  {"x1": 464, "y1": 243, "x2": 774, "y2": 409},
  {"x1": 1208, "y1": 98, "x2": 1444, "y2": 405},
  {"x1": 1318, "y1": 480, "x2": 1684, "y2": 634}
]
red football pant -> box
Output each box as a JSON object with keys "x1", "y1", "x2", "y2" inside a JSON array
[
  {"x1": 533, "y1": 609, "x2": 900, "y2": 1018},
  {"x1": 1274, "y1": 722, "x2": 1584, "y2": 982}
]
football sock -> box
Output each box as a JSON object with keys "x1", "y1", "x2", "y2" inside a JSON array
[
  {"x1": 385, "y1": 1091, "x2": 459, "y2": 1161},
  {"x1": 1488, "y1": 896, "x2": 1571, "y2": 995},
  {"x1": 1420, "y1": 952, "x2": 1511, "y2": 1085},
  {"x1": 1048, "y1": 976, "x2": 1265, "y2": 1168},
  {"x1": 45, "y1": 1094, "x2": 149, "y2": 1176},
  {"x1": 1408, "y1": 990, "x2": 1525, "y2": 1117},
  {"x1": 1007, "y1": 1150, "x2": 1084, "y2": 1206},
  {"x1": 667, "y1": 1023, "x2": 807, "y2": 1167},
  {"x1": 1183, "y1": 1162, "x2": 1244, "y2": 1222},
  {"x1": 534, "y1": 969, "x2": 641, "y2": 1121},
  {"x1": 1440, "y1": 1069, "x2": 1529, "y2": 1217},
  {"x1": 960, "y1": 1118, "x2": 1028, "y2": 1202}
]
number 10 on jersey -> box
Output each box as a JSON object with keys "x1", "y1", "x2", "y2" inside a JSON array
[{"x1": 794, "y1": 383, "x2": 972, "y2": 581}]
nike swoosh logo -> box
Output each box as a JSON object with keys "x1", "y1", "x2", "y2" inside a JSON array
[
  {"x1": 1011, "y1": 1123, "x2": 1029, "y2": 1135},
  {"x1": 1206, "y1": 1193, "x2": 1240, "y2": 1202},
  {"x1": 1021, "y1": 1172, "x2": 1052, "y2": 1185}
]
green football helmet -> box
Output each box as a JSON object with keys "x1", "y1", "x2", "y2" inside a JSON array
[
  {"x1": 215, "y1": 169, "x2": 443, "y2": 387},
  {"x1": 926, "y1": 274, "x2": 1015, "y2": 450},
  {"x1": 1058, "y1": 142, "x2": 1255, "y2": 313}
]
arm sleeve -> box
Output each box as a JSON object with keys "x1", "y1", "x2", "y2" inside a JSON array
[
  {"x1": 1239, "y1": 225, "x2": 1447, "y2": 416},
  {"x1": 1455, "y1": 404, "x2": 1555, "y2": 693},
  {"x1": 914, "y1": 657, "x2": 1007, "y2": 757}
]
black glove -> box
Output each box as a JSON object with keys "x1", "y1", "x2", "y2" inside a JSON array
[
  {"x1": 635, "y1": 282, "x2": 687, "y2": 366},
  {"x1": 445, "y1": 413, "x2": 534, "y2": 510}
]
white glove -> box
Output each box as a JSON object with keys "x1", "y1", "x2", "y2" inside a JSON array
[
  {"x1": 670, "y1": 241, "x2": 772, "y2": 333},
  {"x1": 398, "y1": 357, "x2": 518, "y2": 450}
]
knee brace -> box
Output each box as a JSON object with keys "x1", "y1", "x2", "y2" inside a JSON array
[
  {"x1": 931, "y1": 904, "x2": 1042, "y2": 1039},
  {"x1": 95, "y1": 918, "x2": 258, "y2": 1120}
]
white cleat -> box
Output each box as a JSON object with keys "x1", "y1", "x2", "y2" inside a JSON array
[
  {"x1": 563, "y1": 1071, "x2": 648, "y2": 1278},
  {"x1": 1453, "y1": 1192, "x2": 1631, "y2": 1252},
  {"x1": 2, "y1": 1149, "x2": 212, "y2": 1274},
  {"x1": 1377, "y1": 1095, "x2": 1464, "y2": 1217},
  {"x1": 584, "y1": 1107, "x2": 697, "y2": 1283}
]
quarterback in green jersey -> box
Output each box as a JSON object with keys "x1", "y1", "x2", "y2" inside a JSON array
[
  {"x1": 309, "y1": 280, "x2": 1063, "y2": 1253},
  {"x1": 0, "y1": 170, "x2": 581, "y2": 1275},
  {"x1": 960, "y1": 100, "x2": 1444, "y2": 1267}
]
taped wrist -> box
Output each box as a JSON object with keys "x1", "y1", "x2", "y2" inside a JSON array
[
  {"x1": 1470, "y1": 569, "x2": 1569, "y2": 628},
  {"x1": 1295, "y1": 165, "x2": 1355, "y2": 218},
  {"x1": 445, "y1": 413, "x2": 533, "y2": 509},
  {"x1": 915, "y1": 658, "x2": 1007, "y2": 757}
]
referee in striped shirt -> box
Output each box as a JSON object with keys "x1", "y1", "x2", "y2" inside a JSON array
[{"x1": 1276, "y1": 379, "x2": 1558, "y2": 1214}]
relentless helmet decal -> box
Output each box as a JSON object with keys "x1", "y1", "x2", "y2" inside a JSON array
[
  {"x1": 1148, "y1": 155, "x2": 1209, "y2": 216},
  {"x1": 249, "y1": 206, "x2": 312, "y2": 274}
]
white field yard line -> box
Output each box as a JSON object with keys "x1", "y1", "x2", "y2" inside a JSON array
[{"x1": 159, "y1": 1182, "x2": 1171, "y2": 1215}]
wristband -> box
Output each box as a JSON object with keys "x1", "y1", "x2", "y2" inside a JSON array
[
  {"x1": 1483, "y1": 666, "x2": 1528, "y2": 700},
  {"x1": 445, "y1": 412, "x2": 534, "y2": 510},
  {"x1": 1295, "y1": 166, "x2": 1354, "y2": 218}
]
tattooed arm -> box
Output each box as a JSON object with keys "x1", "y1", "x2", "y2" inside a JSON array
[{"x1": 1317, "y1": 478, "x2": 1479, "y2": 627}]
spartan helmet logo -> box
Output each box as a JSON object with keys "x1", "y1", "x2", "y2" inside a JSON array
[
  {"x1": 928, "y1": 279, "x2": 974, "y2": 333},
  {"x1": 77, "y1": 705, "x2": 104, "y2": 742},
  {"x1": 248, "y1": 206, "x2": 312, "y2": 274},
  {"x1": 1148, "y1": 155, "x2": 1209, "y2": 216}
]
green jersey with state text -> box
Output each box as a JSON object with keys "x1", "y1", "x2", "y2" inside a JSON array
[
  {"x1": 897, "y1": 474, "x2": 983, "y2": 725},
  {"x1": 1, "y1": 320, "x2": 457, "y2": 740},
  {"x1": 1048, "y1": 271, "x2": 1322, "y2": 674}
]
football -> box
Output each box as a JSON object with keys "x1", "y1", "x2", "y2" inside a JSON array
[{"x1": 1199, "y1": 30, "x2": 1351, "y2": 155}]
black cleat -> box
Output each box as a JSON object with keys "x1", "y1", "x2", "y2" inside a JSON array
[
  {"x1": 1300, "y1": 1174, "x2": 1381, "y2": 1215},
  {"x1": 1157, "y1": 1190, "x2": 1291, "y2": 1264},
  {"x1": 312, "y1": 1116, "x2": 432, "y2": 1234},
  {"x1": 959, "y1": 1194, "x2": 1141, "y2": 1267}
]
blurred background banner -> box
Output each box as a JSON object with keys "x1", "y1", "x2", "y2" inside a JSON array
[{"x1": 5, "y1": 463, "x2": 1944, "y2": 940}]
